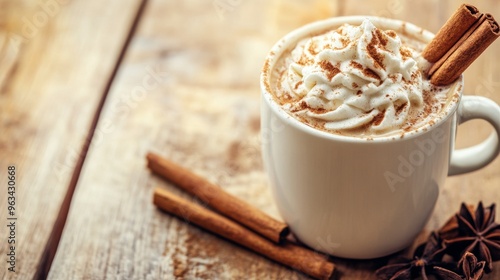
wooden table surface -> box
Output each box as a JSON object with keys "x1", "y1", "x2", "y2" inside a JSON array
[{"x1": 1, "y1": 0, "x2": 499, "y2": 279}]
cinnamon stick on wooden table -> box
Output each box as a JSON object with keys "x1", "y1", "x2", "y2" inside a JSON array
[
  {"x1": 422, "y1": 4, "x2": 500, "y2": 86},
  {"x1": 153, "y1": 188, "x2": 335, "y2": 280},
  {"x1": 146, "y1": 152, "x2": 289, "y2": 244}
]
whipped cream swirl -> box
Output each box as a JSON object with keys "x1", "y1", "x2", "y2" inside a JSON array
[{"x1": 279, "y1": 19, "x2": 426, "y2": 133}]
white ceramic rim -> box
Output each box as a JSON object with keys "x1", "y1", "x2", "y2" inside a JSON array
[{"x1": 261, "y1": 16, "x2": 463, "y2": 143}]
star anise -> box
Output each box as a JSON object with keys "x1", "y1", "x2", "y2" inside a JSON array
[
  {"x1": 439, "y1": 202, "x2": 500, "y2": 272},
  {"x1": 439, "y1": 204, "x2": 474, "y2": 240},
  {"x1": 375, "y1": 232, "x2": 460, "y2": 280},
  {"x1": 433, "y1": 251, "x2": 485, "y2": 280},
  {"x1": 460, "y1": 252, "x2": 485, "y2": 280}
]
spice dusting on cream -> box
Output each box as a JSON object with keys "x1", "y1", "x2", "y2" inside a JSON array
[{"x1": 274, "y1": 19, "x2": 450, "y2": 137}]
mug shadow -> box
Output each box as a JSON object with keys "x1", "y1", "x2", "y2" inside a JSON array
[{"x1": 327, "y1": 248, "x2": 410, "y2": 280}]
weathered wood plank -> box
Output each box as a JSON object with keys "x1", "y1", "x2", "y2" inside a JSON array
[
  {"x1": 50, "y1": 0, "x2": 500, "y2": 279},
  {"x1": 0, "y1": 0, "x2": 144, "y2": 279},
  {"x1": 48, "y1": 0, "x2": 344, "y2": 278}
]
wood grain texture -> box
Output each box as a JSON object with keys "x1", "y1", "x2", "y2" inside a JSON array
[
  {"x1": 46, "y1": 0, "x2": 500, "y2": 279},
  {"x1": 0, "y1": 0, "x2": 143, "y2": 279},
  {"x1": 153, "y1": 188, "x2": 334, "y2": 280},
  {"x1": 49, "y1": 0, "x2": 304, "y2": 278},
  {"x1": 146, "y1": 152, "x2": 289, "y2": 244}
]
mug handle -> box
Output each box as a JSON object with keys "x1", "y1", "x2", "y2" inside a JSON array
[{"x1": 449, "y1": 96, "x2": 500, "y2": 176}]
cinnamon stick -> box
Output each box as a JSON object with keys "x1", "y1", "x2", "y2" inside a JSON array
[
  {"x1": 427, "y1": 13, "x2": 487, "y2": 77},
  {"x1": 154, "y1": 188, "x2": 335, "y2": 280},
  {"x1": 422, "y1": 4, "x2": 481, "y2": 63},
  {"x1": 422, "y1": 4, "x2": 500, "y2": 86},
  {"x1": 146, "y1": 152, "x2": 289, "y2": 244},
  {"x1": 430, "y1": 14, "x2": 500, "y2": 85}
]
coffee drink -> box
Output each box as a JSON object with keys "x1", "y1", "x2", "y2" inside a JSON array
[
  {"x1": 260, "y1": 16, "x2": 500, "y2": 259},
  {"x1": 270, "y1": 19, "x2": 456, "y2": 138}
]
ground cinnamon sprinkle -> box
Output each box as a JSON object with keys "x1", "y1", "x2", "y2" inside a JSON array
[
  {"x1": 276, "y1": 90, "x2": 295, "y2": 106},
  {"x1": 308, "y1": 107, "x2": 328, "y2": 114},
  {"x1": 319, "y1": 60, "x2": 341, "y2": 80},
  {"x1": 423, "y1": 90, "x2": 437, "y2": 115},
  {"x1": 308, "y1": 41, "x2": 318, "y2": 55},
  {"x1": 363, "y1": 68, "x2": 381, "y2": 81},
  {"x1": 410, "y1": 72, "x2": 418, "y2": 83},
  {"x1": 374, "y1": 29, "x2": 388, "y2": 47},
  {"x1": 386, "y1": 30, "x2": 397, "y2": 38},
  {"x1": 298, "y1": 54, "x2": 312, "y2": 66},
  {"x1": 290, "y1": 100, "x2": 308, "y2": 112},
  {"x1": 395, "y1": 103, "x2": 407, "y2": 116},
  {"x1": 367, "y1": 32, "x2": 386, "y2": 69},
  {"x1": 294, "y1": 80, "x2": 303, "y2": 90},
  {"x1": 290, "y1": 99, "x2": 329, "y2": 114},
  {"x1": 282, "y1": 93, "x2": 293, "y2": 102},
  {"x1": 372, "y1": 110, "x2": 386, "y2": 126},
  {"x1": 339, "y1": 36, "x2": 349, "y2": 48},
  {"x1": 276, "y1": 74, "x2": 283, "y2": 91},
  {"x1": 262, "y1": 59, "x2": 272, "y2": 93},
  {"x1": 336, "y1": 26, "x2": 345, "y2": 35},
  {"x1": 350, "y1": 61, "x2": 381, "y2": 81},
  {"x1": 400, "y1": 48, "x2": 412, "y2": 60},
  {"x1": 350, "y1": 61, "x2": 363, "y2": 70}
]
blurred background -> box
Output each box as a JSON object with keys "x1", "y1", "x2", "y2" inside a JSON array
[{"x1": 1, "y1": 0, "x2": 499, "y2": 279}]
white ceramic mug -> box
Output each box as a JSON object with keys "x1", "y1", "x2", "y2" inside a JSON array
[{"x1": 260, "y1": 16, "x2": 500, "y2": 259}]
